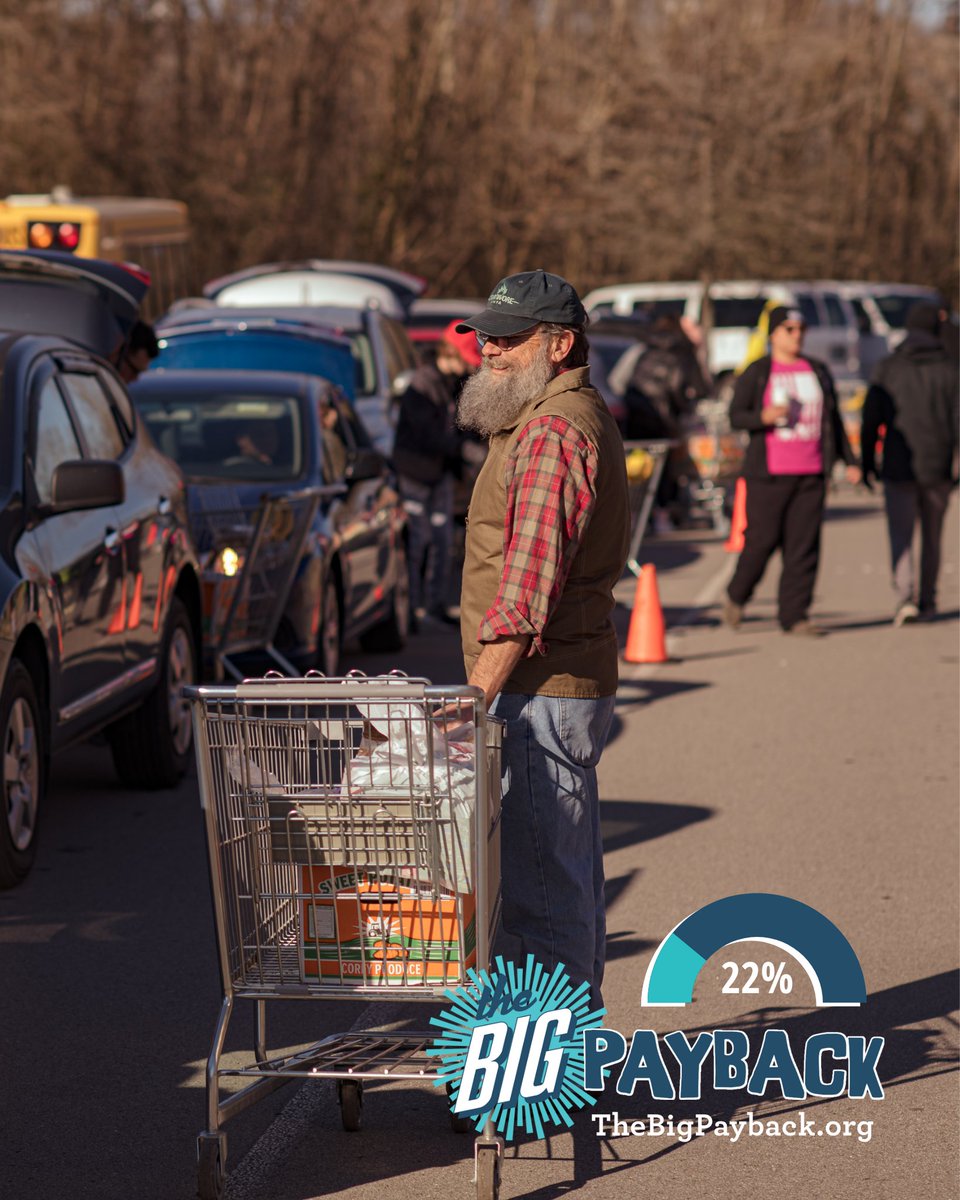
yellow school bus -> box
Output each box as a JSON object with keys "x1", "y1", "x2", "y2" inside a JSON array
[{"x1": 0, "y1": 188, "x2": 193, "y2": 319}]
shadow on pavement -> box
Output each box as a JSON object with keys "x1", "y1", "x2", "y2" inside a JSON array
[{"x1": 600, "y1": 799, "x2": 713, "y2": 854}]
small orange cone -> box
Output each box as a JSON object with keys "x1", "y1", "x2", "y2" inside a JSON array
[
  {"x1": 725, "y1": 478, "x2": 747, "y2": 553},
  {"x1": 624, "y1": 564, "x2": 668, "y2": 664}
]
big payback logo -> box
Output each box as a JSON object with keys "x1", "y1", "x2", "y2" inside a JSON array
[{"x1": 426, "y1": 894, "x2": 885, "y2": 1139}]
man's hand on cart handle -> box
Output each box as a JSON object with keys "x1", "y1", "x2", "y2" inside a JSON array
[
  {"x1": 432, "y1": 634, "x2": 532, "y2": 730},
  {"x1": 468, "y1": 635, "x2": 531, "y2": 710}
]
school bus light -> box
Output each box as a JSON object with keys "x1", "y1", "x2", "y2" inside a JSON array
[
  {"x1": 27, "y1": 221, "x2": 55, "y2": 249},
  {"x1": 57, "y1": 222, "x2": 80, "y2": 249},
  {"x1": 27, "y1": 220, "x2": 82, "y2": 251}
]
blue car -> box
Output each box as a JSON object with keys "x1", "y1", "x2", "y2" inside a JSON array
[
  {"x1": 130, "y1": 369, "x2": 410, "y2": 676},
  {"x1": 153, "y1": 314, "x2": 358, "y2": 400}
]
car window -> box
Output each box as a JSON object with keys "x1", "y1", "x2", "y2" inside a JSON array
[
  {"x1": 849, "y1": 298, "x2": 872, "y2": 335},
  {"x1": 382, "y1": 318, "x2": 417, "y2": 373},
  {"x1": 60, "y1": 372, "x2": 125, "y2": 460},
  {"x1": 822, "y1": 293, "x2": 848, "y2": 328},
  {"x1": 33, "y1": 377, "x2": 83, "y2": 504},
  {"x1": 712, "y1": 298, "x2": 768, "y2": 328},
  {"x1": 345, "y1": 332, "x2": 377, "y2": 396},
  {"x1": 874, "y1": 293, "x2": 938, "y2": 330},
  {"x1": 318, "y1": 393, "x2": 354, "y2": 484},
  {"x1": 378, "y1": 319, "x2": 408, "y2": 389},
  {"x1": 99, "y1": 370, "x2": 136, "y2": 437},
  {"x1": 796, "y1": 295, "x2": 821, "y2": 327},
  {"x1": 135, "y1": 390, "x2": 305, "y2": 482}
]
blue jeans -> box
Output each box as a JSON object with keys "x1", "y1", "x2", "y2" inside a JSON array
[{"x1": 490, "y1": 692, "x2": 615, "y2": 1006}]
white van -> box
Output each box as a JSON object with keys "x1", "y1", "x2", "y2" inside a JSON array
[{"x1": 582, "y1": 279, "x2": 861, "y2": 382}]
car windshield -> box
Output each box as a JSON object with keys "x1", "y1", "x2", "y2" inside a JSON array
[
  {"x1": 136, "y1": 391, "x2": 305, "y2": 482},
  {"x1": 712, "y1": 298, "x2": 768, "y2": 328},
  {"x1": 153, "y1": 330, "x2": 356, "y2": 398}
]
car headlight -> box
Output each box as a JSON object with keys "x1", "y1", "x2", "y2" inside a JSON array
[{"x1": 212, "y1": 546, "x2": 243, "y2": 577}]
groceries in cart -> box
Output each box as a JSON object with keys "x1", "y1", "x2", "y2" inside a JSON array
[{"x1": 222, "y1": 679, "x2": 486, "y2": 896}]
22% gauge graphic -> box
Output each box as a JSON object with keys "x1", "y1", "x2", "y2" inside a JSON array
[{"x1": 720, "y1": 958, "x2": 794, "y2": 996}]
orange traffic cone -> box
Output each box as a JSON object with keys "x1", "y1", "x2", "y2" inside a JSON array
[
  {"x1": 725, "y1": 478, "x2": 747, "y2": 553},
  {"x1": 623, "y1": 564, "x2": 668, "y2": 664}
]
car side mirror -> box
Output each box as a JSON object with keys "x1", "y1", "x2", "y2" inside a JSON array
[
  {"x1": 49, "y1": 460, "x2": 125, "y2": 513},
  {"x1": 346, "y1": 447, "x2": 385, "y2": 482}
]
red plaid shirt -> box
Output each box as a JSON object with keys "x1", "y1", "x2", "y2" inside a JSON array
[{"x1": 479, "y1": 415, "x2": 598, "y2": 655}]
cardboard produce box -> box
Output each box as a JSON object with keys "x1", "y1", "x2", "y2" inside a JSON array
[{"x1": 299, "y1": 864, "x2": 476, "y2": 984}]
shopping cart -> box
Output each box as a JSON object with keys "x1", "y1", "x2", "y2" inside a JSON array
[
  {"x1": 187, "y1": 486, "x2": 322, "y2": 680},
  {"x1": 680, "y1": 397, "x2": 747, "y2": 531},
  {"x1": 187, "y1": 672, "x2": 504, "y2": 1200},
  {"x1": 622, "y1": 438, "x2": 676, "y2": 575}
]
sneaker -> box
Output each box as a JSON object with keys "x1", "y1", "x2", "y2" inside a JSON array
[
  {"x1": 917, "y1": 605, "x2": 937, "y2": 623},
  {"x1": 783, "y1": 620, "x2": 826, "y2": 637},
  {"x1": 722, "y1": 599, "x2": 743, "y2": 630},
  {"x1": 893, "y1": 602, "x2": 919, "y2": 627}
]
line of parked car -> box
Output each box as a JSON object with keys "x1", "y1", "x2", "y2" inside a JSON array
[{"x1": 0, "y1": 254, "x2": 427, "y2": 890}]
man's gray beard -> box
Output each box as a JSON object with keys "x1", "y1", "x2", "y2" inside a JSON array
[{"x1": 457, "y1": 345, "x2": 556, "y2": 437}]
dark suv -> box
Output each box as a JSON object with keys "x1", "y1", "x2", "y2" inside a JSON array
[{"x1": 0, "y1": 251, "x2": 202, "y2": 888}]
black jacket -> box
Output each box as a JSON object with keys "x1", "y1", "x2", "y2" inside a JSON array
[
  {"x1": 729, "y1": 355, "x2": 855, "y2": 480},
  {"x1": 624, "y1": 329, "x2": 711, "y2": 439},
  {"x1": 393, "y1": 363, "x2": 463, "y2": 485},
  {"x1": 861, "y1": 332, "x2": 959, "y2": 485}
]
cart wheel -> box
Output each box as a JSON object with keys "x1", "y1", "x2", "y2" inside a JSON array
[
  {"x1": 338, "y1": 1079, "x2": 363, "y2": 1132},
  {"x1": 446, "y1": 1082, "x2": 473, "y2": 1134},
  {"x1": 197, "y1": 1133, "x2": 225, "y2": 1200},
  {"x1": 475, "y1": 1146, "x2": 500, "y2": 1200}
]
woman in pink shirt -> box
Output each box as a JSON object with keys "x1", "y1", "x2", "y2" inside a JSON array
[{"x1": 723, "y1": 307, "x2": 860, "y2": 636}]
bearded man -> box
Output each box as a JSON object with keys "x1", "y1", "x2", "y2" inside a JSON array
[{"x1": 456, "y1": 270, "x2": 630, "y2": 1005}]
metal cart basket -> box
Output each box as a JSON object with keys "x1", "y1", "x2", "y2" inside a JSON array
[
  {"x1": 188, "y1": 486, "x2": 322, "y2": 681},
  {"x1": 187, "y1": 672, "x2": 504, "y2": 1200}
]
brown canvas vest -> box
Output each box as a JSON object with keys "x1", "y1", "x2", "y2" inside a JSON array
[{"x1": 461, "y1": 367, "x2": 630, "y2": 697}]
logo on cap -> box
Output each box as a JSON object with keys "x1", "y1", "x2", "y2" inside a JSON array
[{"x1": 489, "y1": 280, "x2": 519, "y2": 308}]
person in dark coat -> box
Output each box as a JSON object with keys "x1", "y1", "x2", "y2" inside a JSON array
[
  {"x1": 393, "y1": 321, "x2": 480, "y2": 624},
  {"x1": 723, "y1": 306, "x2": 860, "y2": 636},
  {"x1": 623, "y1": 313, "x2": 711, "y2": 529},
  {"x1": 861, "y1": 302, "x2": 959, "y2": 624}
]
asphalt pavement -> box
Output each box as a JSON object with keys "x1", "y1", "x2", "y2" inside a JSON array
[{"x1": 2, "y1": 484, "x2": 957, "y2": 1200}]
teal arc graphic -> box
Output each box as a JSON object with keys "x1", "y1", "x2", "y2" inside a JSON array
[{"x1": 641, "y1": 893, "x2": 866, "y2": 1007}]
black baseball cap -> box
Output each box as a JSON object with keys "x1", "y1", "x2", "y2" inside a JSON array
[
  {"x1": 456, "y1": 269, "x2": 587, "y2": 337},
  {"x1": 768, "y1": 306, "x2": 806, "y2": 334}
]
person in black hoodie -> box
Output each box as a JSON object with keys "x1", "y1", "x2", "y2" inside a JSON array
[
  {"x1": 723, "y1": 306, "x2": 860, "y2": 636},
  {"x1": 393, "y1": 321, "x2": 480, "y2": 624},
  {"x1": 861, "y1": 302, "x2": 959, "y2": 625}
]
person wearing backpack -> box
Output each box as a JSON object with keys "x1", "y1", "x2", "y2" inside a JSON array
[{"x1": 623, "y1": 314, "x2": 711, "y2": 529}]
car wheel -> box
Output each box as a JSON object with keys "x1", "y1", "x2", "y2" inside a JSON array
[
  {"x1": 359, "y1": 541, "x2": 411, "y2": 653},
  {"x1": 109, "y1": 596, "x2": 197, "y2": 789},
  {"x1": 317, "y1": 572, "x2": 341, "y2": 677},
  {"x1": 0, "y1": 661, "x2": 44, "y2": 889}
]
